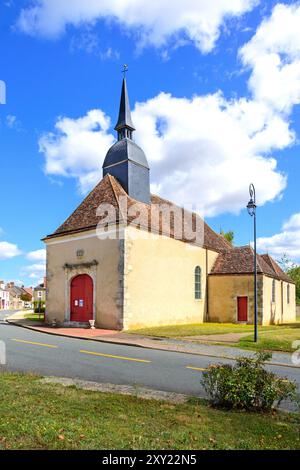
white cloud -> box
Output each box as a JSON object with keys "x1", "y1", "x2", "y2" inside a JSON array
[
  {"x1": 26, "y1": 249, "x2": 46, "y2": 262},
  {"x1": 21, "y1": 263, "x2": 46, "y2": 280},
  {"x1": 0, "y1": 241, "x2": 21, "y2": 260},
  {"x1": 14, "y1": 280, "x2": 25, "y2": 287},
  {"x1": 6, "y1": 115, "x2": 17, "y2": 128},
  {"x1": 257, "y1": 212, "x2": 300, "y2": 261},
  {"x1": 40, "y1": 91, "x2": 289, "y2": 216},
  {"x1": 40, "y1": 109, "x2": 114, "y2": 193},
  {"x1": 17, "y1": 0, "x2": 258, "y2": 53},
  {"x1": 69, "y1": 28, "x2": 120, "y2": 60},
  {"x1": 240, "y1": 3, "x2": 300, "y2": 114},
  {"x1": 133, "y1": 92, "x2": 289, "y2": 215},
  {"x1": 38, "y1": 3, "x2": 300, "y2": 216}
]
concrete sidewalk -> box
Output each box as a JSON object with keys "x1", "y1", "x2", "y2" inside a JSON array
[{"x1": 6, "y1": 315, "x2": 297, "y2": 369}]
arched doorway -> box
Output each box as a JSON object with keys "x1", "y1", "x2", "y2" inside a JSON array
[{"x1": 70, "y1": 274, "x2": 93, "y2": 322}]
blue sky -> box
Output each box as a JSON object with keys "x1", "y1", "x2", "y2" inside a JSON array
[{"x1": 0, "y1": 0, "x2": 300, "y2": 286}]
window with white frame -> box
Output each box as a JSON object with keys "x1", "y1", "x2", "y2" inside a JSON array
[
  {"x1": 195, "y1": 266, "x2": 202, "y2": 300},
  {"x1": 287, "y1": 284, "x2": 290, "y2": 304}
]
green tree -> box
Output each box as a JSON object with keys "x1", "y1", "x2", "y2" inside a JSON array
[
  {"x1": 220, "y1": 229, "x2": 234, "y2": 245},
  {"x1": 277, "y1": 254, "x2": 300, "y2": 305},
  {"x1": 20, "y1": 293, "x2": 32, "y2": 302},
  {"x1": 286, "y1": 266, "x2": 300, "y2": 305},
  {"x1": 277, "y1": 253, "x2": 296, "y2": 272}
]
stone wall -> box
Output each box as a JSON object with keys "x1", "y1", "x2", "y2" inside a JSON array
[
  {"x1": 45, "y1": 228, "x2": 123, "y2": 329},
  {"x1": 122, "y1": 226, "x2": 218, "y2": 330},
  {"x1": 208, "y1": 274, "x2": 263, "y2": 324},
  {"x1": 262, "y1": 277, "x2": 296, "y2": 324}
]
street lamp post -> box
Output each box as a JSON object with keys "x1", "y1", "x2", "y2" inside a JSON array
[{"x1": 247, "y1": 184, "x2": 258, "y2": 343}]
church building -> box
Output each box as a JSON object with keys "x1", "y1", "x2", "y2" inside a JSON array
[{"x1": 44, "y1": 78, "x2": 296, "y2": 329}]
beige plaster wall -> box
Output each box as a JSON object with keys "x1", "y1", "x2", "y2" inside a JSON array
[
  {"x1": 208, "y1": 274, "x2": 263, "y2": 324},
  {"x1": 262, "y1": 277, "x2": 296, "y2": 324},
  {"x1": 122, "y1": 226, "x2": 218, "y2": 330},
  {"x1": 208, "y1": 274, "x2": 296, "y2": 325},
  {"x1": 45, "y1": 228, "x2": 123, "y2": 329}
]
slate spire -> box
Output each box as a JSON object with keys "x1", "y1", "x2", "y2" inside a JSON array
[
  {"x1": 115, "y1": 78, "x2": 135, "y2": 140},
  {"x1": 103, "y1": 76, "x2": 150, "y2": 204}
]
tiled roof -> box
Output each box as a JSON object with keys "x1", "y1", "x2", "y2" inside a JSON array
[
  {"x1": 34, "y1": 283, "x2": 45, "y2": 291},
  {"x1": 45, "y1": 174, "x2": 231, "y2": 253},
  {"x1": 261, "y1": 254, "x2": 292, "y2": 283},
  {"x1": 211, "y1": 245, "x2": 294, "y2": 282}
]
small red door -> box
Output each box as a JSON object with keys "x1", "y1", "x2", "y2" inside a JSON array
[
  {"x1": 237, "y1": 297, "x2": 248, "y2": 322},
  {"x1": 70, "y1": 274, "x2": 93, "y2": 322}
]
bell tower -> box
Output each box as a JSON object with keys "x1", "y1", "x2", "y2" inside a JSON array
[{"x1": 102, "y1": 75, "x2": 150, "y2": 204}]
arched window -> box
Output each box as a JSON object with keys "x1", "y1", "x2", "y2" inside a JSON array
[
  {"x1": 195, "y1": 266, "x2": 202, "y2": 300},
  {"x1": 272, "y1": 279, "x2": 276, "y2": 303},
  {"x1": 287, "y1": 284, "x2": 290, "y2": 304}
]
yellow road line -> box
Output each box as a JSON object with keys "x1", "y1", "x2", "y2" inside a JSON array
[
  {"x1": 80, "y1": 349, "x2": 151, "y2": 363},
  {"x1": 186, "y1": 366, "x2": 207, "y2": 372},
  {"x1": 11, "y1": 339, "x2": 58, "y2": 349}
]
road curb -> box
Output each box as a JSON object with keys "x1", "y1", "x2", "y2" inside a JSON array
[{"x1": 6, "y1": 319, "x2": 298, "y2": 370}]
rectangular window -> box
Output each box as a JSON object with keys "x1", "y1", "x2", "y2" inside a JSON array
[
  {"x1": 272, "y1": 280, "x2": 276, "y2": 303},
  {"x1": 195, "y1": 267, "x2": 202, "y2": 300},
  {"x1": 287, "y1": 285, "x2": 290, "y2": 304}
]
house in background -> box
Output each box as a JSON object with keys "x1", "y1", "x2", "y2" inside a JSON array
[
  {"x1": 22, "y1": 286, "x2": 34, "y2": 308},
  {"x1": 0, "y1": 281, "x2": 9, "y2": 310},
  {"x1": 33, "y1": 278, "x2": 46, "y2": 303},
  {"x1": 44, "y1": 78, "x2": 296, "y2": 329},
  {"x1": 6, "y1": 282, "x2": 25, "y2": 310},
  {"x1": 4, "y1": 282, "x2": 34, "y2": 310}
]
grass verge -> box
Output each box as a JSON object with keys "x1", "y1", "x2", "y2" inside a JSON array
[
  {"x1": 129, "y1": 322, "x2": 300, "y2": 353},
  {"x1": 237, "y1": 327, "x2": 300, "y2": 352},
  {"x1": 0, "y1": 371, "x2": 299, "y2": 450}
]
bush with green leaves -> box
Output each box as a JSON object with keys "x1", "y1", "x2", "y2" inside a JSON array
[
  {"x1": 201, "y1": 352, "x2": 298, "y2": 411},
  {"x1": 33, "y1": 301, "x2": 45, "y2": 314}
]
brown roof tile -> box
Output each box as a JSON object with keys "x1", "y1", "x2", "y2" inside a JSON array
[
  {"x1": 261, "y1": 254, "x2": 293, "y2": 283},
  {"x1": 45, "y1": 174, "x2": 231, "y2": 253},
  {"x1": 211, "y1": 245, "x2": 294, "y2": 282}
]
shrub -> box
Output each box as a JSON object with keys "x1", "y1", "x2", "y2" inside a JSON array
[
  {"x1": 33, "y1": 301, "x2": 45, "y2": 314},
  {"x1": 201, "y1": 352, "x2": 298, "y2": 411}
]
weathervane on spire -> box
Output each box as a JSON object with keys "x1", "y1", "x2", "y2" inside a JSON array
[{"x1": 122, "y1": 64, "x2": 128, "y2": 78}]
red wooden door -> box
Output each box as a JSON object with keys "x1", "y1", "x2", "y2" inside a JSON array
[
  {"x1": 237, "y1": 296, "x2": 248, "y2": 322},
  {"x1": 70, "y1": 274, "x2": 93, "y2": 322}
]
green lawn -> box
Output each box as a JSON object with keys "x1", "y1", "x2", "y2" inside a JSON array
[
  {"x1": 0, "y1": 372, "x2": 299, "y2": 450},
  {"x1": 238, "y1": 326, "x2": 300, "y2": 352},
  {"x1": 129, "y1": 323, "x2": 271, "y2": 337},
  {"x1": 24, "y1": 313, "x2": 45, "y2": 322},
  {"x1": 129, "y1": 322, "x2": 300, "y2": 353}
]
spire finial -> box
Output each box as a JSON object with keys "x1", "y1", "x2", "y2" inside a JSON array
[
  {"x1": 122, "y1": 64, "x2": 128, "y2": 78},
  {"x1": 115, "y1": 67, "x2": 135, "y2": 140}
]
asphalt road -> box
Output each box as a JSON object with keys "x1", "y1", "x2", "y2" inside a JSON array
[
  {"x1": 0, "y1": 310, "x2": 19, "y2": 321},
  {"x1": 0, "y1": 321, "x2": 299, "y2": 404}
]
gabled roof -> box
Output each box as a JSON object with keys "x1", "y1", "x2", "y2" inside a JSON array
[
  {"x1": 23, "y1": 287, "x2": 33, "y2": 297},
  {"x1": 34, "y1": 284, "x2": 46, "y2": 291},
  {"x1": 6, "y1": 285, "x2": 26, "y2": 297},
  {"x1": 211, "y1": 245, "x2": 294, "y2": 282},
  {"x1": 260, "y1": 254, "x2": 292, "y2": 283},
  {"x1": 44, "y1": 174, "x2": 231, "y2": 253}
]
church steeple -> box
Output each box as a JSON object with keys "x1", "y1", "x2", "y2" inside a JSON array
[
  {"x1": 102, "y1": 74, "x2": 151, "y2": 204},
  {"x1": 115, "y1": 78, "x2": 135, "y2": 141}
]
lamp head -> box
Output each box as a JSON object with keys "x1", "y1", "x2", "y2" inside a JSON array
[{"x1": 247, "y1": 198, "x2": 256, "y2": 216}]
